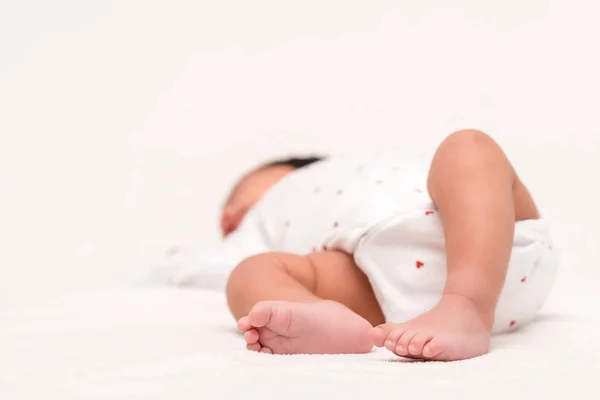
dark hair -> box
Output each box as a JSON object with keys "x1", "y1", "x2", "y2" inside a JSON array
[{"x1": 264, "y1": 156, "x2": 325, "y2": 170}]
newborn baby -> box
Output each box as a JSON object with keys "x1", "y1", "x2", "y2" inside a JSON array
[{"x1": 208, "y1": 130, "x2": 556, "y2": 361}]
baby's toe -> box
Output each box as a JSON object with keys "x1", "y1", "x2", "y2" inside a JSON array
[
  {"x1": 372, "y1": 324, "x2": 394, "y2": 347},
  {"x1": 396, "y1": 330, "x2": 417, "y2": 356},
  {"x1": 259, "y1": 347, "x2": 273, "y2": 354},
  {"x1": 244, "y1": 329, "x2": 260, "y2": 344},
  {"x1": 246, "y1": 342, "x2": 261, "y2": 352},
  {"x1": 383, "y1": 328, "x2": 404, "y2": 353},
  {"x1": 422, "y1": 337, "x2": 445, "y2": 359},
  {"x1": 407, "y1": 332, "x2": 433, "y2": 356},
  {"x1": 237, "y1": 316, "x2": 252, "y2": 332},
  {"x1": 247, "y1": 301, "x2": 272, "y2": 328}
]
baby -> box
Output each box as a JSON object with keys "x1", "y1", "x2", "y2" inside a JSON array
[{"x1": 221, "y1": 130, "x2": 557, "y2": 361}]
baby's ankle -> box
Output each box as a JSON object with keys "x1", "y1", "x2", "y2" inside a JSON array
[{"x1": 440, "y1": 293, "x2": 495, "y2": 330}]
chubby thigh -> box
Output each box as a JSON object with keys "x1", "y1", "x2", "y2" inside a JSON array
[
  {"x1": 304, "y1": 251, "x2": 385, "y2": 325},
  {"x1": 226, "y1": 250, "x2": 385, "y2": 326}
]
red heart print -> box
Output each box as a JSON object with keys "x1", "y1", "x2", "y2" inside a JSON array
[
  {"x1": 425, "y1": 210, "x2": 434, "y2": 216},
  {"x1": 520, "y1": 276, "x2": 527, "y2": 283},
  {"x1": 509, "y1": 320, "x2": 516, "y2": 328},
  {"x1": 333, "y1": 221, "x2": 339, "y2": 228},
  {"x1": 416, "y1": 260, "x2": 424, "y2": 269},
  {"x1": 337, "y1": 189, "x2": 343, "y2": 195}
]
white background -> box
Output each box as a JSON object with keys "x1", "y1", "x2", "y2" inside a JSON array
[{"x1": 1, "y1": 0, "x2": 599, "y2": 308}]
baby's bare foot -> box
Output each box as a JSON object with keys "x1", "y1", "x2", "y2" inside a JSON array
[
  {"x1": 372, "y1": 294, "x2": 491, "y2": 361},
  {"x1": 237, "y1": 300, "x2": 373, "y2": 354}
]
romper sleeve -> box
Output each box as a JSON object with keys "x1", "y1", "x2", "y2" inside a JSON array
[{"x1": 148, "y1": 208, "x2": 271, "y2": 291}]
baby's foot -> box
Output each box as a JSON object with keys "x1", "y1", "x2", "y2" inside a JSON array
[
  {"x1": 372, "y1": 294, "x2": 491, "y2": 361},
  {"x1": 237, "y1": 300, "x2": 373, "y2": 355}
]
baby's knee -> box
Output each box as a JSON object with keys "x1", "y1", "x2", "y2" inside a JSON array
[
  {"x1": 227, "y1": 253, "x2": 289, "y2": 300},
  {"x1": 445, "y1": 129, "x2": 492, "y2": 150},
  {"x1": 226, "y1": 254, "x2": 268, "y2": 318},
  {"x1": 438, "y1": 128, "x2": 508, "y2": 168},
  {"x1": 227, "y1": 254, "x2": 270, "y2": 297}
]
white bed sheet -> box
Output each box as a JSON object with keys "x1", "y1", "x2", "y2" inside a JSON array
[{"x1": 2, "y1": 277, "x2": 598, "y2": 400}]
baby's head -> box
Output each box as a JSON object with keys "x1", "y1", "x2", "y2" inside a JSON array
[{"x1": 221, "y1": 156, "x2": 324, "y2": 237}]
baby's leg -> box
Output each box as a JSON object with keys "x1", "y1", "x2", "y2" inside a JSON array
[
  {"x1": 226, "y1": 251, "x2": 384, "y2": 354},
  {"x1": 373, "y1": 129, "x2": 540, "y2": 361}
]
